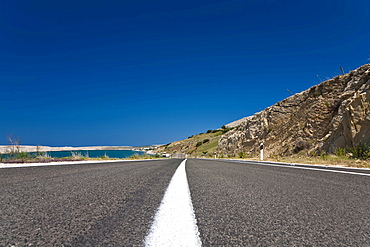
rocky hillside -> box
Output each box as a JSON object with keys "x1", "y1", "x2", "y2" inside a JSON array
[{"x1": 218, "y1": 63, "x2": 370, "y2": 157}]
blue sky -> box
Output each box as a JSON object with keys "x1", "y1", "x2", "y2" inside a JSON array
[{"x1": 1, "y1": 0, "x2": 370, "y2": 146}]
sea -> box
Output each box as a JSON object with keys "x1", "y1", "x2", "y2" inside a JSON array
[{"x1": 30, "y1": 150, "x2": 146, "y2": 159}]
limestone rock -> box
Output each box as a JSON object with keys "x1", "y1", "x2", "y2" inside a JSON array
[{"x1": 218, "y1": 64, "x2": 370, "y2": 157}]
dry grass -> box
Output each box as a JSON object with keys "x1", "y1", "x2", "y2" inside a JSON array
[
  {"x1": 262, "y1": 155, "x2": 370, "y2": 169},
  {"x1": 124, "y1": 154, "x2": 164, "y2": 160},
  {"x1": 158, "y1": 131, "x2": 223, "y2": 157}
]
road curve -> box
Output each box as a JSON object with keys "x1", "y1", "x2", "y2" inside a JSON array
[
  {"x1": 1, "y1": 159, "x2": 181, "y2": 246},
  {"x1": 186, "y1": 159, "x2": 370, "y2": 246}
]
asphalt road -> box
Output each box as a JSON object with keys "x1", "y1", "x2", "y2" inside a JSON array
[
  {"x1": 1, "y1": 159, "x2": 369, "y2": 246},
  {"x1": 186, "y1": 159, "x2": 370, "y2": 246},
  {"x1": 1, "y1": 159, "x2": 181, "y2": 246}
]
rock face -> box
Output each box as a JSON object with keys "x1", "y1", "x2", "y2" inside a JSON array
[{"x1": 218, "y1": 64, "x2": 370, "y2": 157}]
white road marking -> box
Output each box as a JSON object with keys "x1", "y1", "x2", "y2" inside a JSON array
[
  {"x1": 226, "y1": 160, "x2": 370, "y2": 177},
  {"x1": 276, "y1": 163, "x2": 370, "y2": 177},
  {"x1": 144, "y1": 159, "x2": 202, "y2": 247}
]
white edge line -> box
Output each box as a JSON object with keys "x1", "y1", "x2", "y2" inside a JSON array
[
  {"x1": 201, "y1": 158, "x2": 370, "y2": 177},
  {"x1": 270, "y1": 163, "x2": 370, "y2": 177},
  {"x1": 229, "y1": 159, "x2": 370, "y2": 177}
]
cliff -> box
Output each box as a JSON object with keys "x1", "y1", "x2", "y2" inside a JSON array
[{"x1": 218, "y1": 64, "x2": 370, "y2": 157}]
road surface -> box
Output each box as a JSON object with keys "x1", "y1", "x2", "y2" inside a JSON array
[{"x1": 1, "y1": 159, "x2": 369, "y2": 246}]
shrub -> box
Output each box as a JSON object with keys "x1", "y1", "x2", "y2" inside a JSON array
[
  {"x1": 348, "y1": 143, "x2": 370, "y2": 159},
  {"x1": 334, "y1": 148, "x2": 347, "y2": 157},
  {"x1": 238, "y1": 152, "x2": 246, "y2": 158},
  {"x1": 71, "y1": 151, "x2": 89, "y2": 159},
  {"x1": 100, "y1": 152, "x2": 109, "y2": 159},
  {"x1": 129, "y1": 154, "x2": 159, "y2": 160},
  {"x1": 196, "y1": 142, "x2": 203, "y2": 147},
  {"x1": 207, "y1": 130, "x2": 213, "y2": 133},
  {"x1": 203, "y1": 139, "x2": 210, "y2": 144},
  {"x1": 36, "y1": 152, "x2": 51, "y2": 159},
  {"x1": 16, "y1": 152, "x2": 31, "y2": 160},
  {"x1": 310, "y1": 91, "x2": 322, "y2": 98},
  {"x1": 222, "y1": 128, "x2": 234, "y2": 134},
  {"x1": 129, "y1": 154, "x2": 142, "y2": 159}
]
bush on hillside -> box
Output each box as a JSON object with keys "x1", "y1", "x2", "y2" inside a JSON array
[
  {"x1": 196, "y1": 142, "x2": 203, "y2": 147},
  {"x1": 348, "y1": 143, "x2": 370, "y2": 159},
  {"x1": 238, "y1": 152, "x2": 247, "y2": 158}
]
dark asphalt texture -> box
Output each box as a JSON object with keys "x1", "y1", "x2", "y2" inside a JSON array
[
  {"x1": 0, "y1": 159, "x2": 181, "y2": 246},
  {"x1": 2, "y1": 159, "x2": 369, "y2": 246},
  {"x1": 186, "y1": 159, "x2": 370, "y2": 246}
]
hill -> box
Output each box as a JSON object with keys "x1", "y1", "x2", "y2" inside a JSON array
[
  {"x1": 154, "y1": 127, "x2": 234, "y2": 157},
  {"x1": 157, "y1": 63, "x2": 370, "y2": 158}
]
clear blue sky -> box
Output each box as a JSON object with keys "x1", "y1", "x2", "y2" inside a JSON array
[{"x1": 1, "y1": 0, "x2": 369, "y2": 147}]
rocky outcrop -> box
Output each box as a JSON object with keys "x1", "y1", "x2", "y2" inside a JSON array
[{"x1": 218, "y1": 64, "x2": 370, "y2": 157}]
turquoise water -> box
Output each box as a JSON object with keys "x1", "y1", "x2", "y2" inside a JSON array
[{"x1": 30, "y1": 150, "x2": 145, "y2": 159}]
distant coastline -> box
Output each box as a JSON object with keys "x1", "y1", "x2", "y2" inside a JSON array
[{"x1": 0, "y1": 145, "x2": 134, "y2": 154}]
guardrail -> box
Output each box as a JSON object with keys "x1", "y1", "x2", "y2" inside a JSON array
[{"x1": 172, "y1": 153, "x2": 187, "y2": 159}]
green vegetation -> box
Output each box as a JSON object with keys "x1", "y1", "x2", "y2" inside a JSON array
[
  {"x1": 71, "y1": 151, "x2": 89, "y2": 159},
  {"x1": 158, "y1": 125, "x2": 237, "y2": 158},
  {"x1": 334, "y1": 147, "x2": 347, "y2": 157},
  {"x1": 264, "y1": 143, "x2": 370, "y2": 169},
  {"x1": 348, "y1": 143, "x2": 370, "y2": 159},
  {"x1": 221, "y1": 127, "x2": 234, "y2": 134},
  {"x1": 238, "y1": 152, "x2": 247, "y2": 159},
  {"x1": 329, "y1": 143, "x2": 370, "y2": 160},
  {"x1": 310, "y1": 91, "x2": 322, "y2": 98},
  {"x1": 100, "y1": 152, "x2": 110, "y2": 159},
  {"x1": 126, "y1": 153, "x2": 162, "y2": 160},
  {"x1": 0, "y1": 135, "x2": 39, "y2": 163},
  {"x1": 267, "y1": 153, "x2": 370, "y2": 169}
]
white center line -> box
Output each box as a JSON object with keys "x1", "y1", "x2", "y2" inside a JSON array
[{"x1": 144, "y1": 159, "x2": 202, "y2": 247}]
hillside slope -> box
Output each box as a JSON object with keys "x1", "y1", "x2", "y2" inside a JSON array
[
  {"x1": 218, "y1": 63, "x2": 370, "y2": 157},
  {"x1": 154, "y1": 128, "x2": 234, "y2": 157}
]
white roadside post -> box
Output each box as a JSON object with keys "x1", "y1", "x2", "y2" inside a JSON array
[{"x1": 260, "y1": 142, "x2": 264, "y2": 161}]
